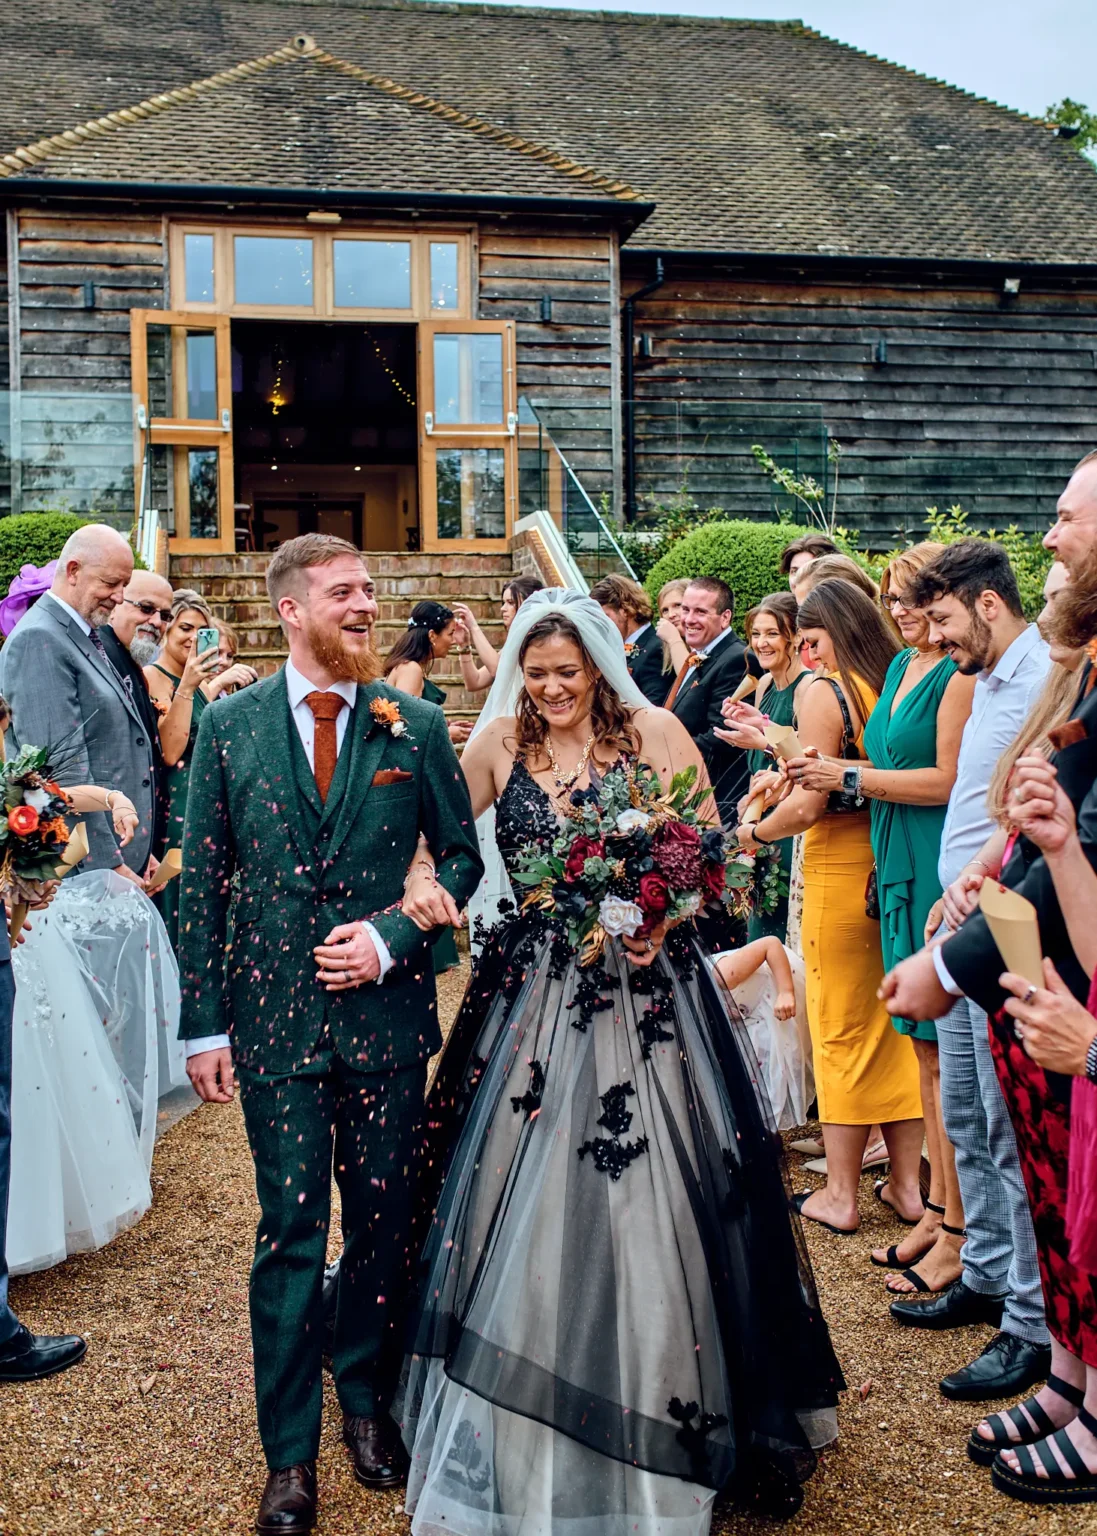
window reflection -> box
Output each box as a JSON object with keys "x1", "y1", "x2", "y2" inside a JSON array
[
  {"x1": 186, "y1": 333, "x2": 217, "y2": 418},
  {"x1": 430, "y1": 243, "x2": 459, "y2": 309},
  {"x1": 333, "y1": 241, "x2": 411, "y2": 308},
  {"x1": 434, "y1": 333, "x2": 503, "y2": 424},
  {"x1": 184, "y1": 234, "x2": 214, "y2": 303},
  {"x1": 436, "y1": 448, "x2": 506, "y2": 539},
  {"x1": 188, "y1": 449, "x2": 219, "y2": 539},
  {"x1": 234, "y1": 236, "x2": 313, "y2": 306}
]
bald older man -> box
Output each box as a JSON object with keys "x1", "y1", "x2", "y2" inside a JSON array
[{"x1": 0, "y1": 524, "x2": 158, "y2": 883}]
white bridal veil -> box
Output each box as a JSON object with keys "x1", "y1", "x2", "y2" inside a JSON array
[{"x1": 467, "y1": 589, "x2": 650, "y2": 943}]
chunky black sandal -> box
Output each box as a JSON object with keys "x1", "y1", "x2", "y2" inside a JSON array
[
  {"x1": 870, "y1": 1202, "x2": 944, "y2": 1269},
  {"x1": 873, "y1": 1178, "x2": 921, "y2": 1226},
  {"x1": 990, "y1": 1404, "x2": 1097, "y2": 1503},
  {"x1": 968, "y1": 1375, "x2": 1085, "y2": 1467},
  {"x1": 885, "y1": 1220, "x2": 966, "y2": 1294},
  {"x1": 790, "y1": 1191, "x2": 857, "y2": 1237}
]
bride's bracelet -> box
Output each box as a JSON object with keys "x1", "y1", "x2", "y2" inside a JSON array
[{"x1": 404, "y1": 859, "x2": 436, "y2": 889}]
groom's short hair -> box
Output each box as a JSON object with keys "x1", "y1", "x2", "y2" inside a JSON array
[{"x1": 266, "y1": 533, "x2": 366, "y2": 613}]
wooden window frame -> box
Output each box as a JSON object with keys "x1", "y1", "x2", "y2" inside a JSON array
[
  {"x1": 168, "y1": 220, "x2": 472, "y2": 321},
  {"x1": 130, "y1": 309, "x2": 235, "y2": 552}
]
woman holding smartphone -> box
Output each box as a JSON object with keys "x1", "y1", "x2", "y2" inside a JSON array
[{"x1": 144, "y1": 590, "x2": 222, "y2": 948}]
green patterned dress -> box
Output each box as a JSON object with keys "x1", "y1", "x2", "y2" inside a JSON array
[{"x1": 746, "y1": 669, "x2": 812, "y2": 942}]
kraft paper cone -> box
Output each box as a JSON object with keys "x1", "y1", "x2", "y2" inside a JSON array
[
  {"x1": 741, "y1": 790, "x2": 767, "y2": 826},
  {"x1": 727, "y1": 671, "x2": 760, "y2": 706},
  {"x1": 978, "y1": 880, "x2": 1044, "y2": 989},
  {"x1": 55, "y1": 820, "x2": 90, "y2": 876},
  {"x1": 7, "y1": 900, "x2": 28, "y2": 943},
  {"x1": 763, "y1": 724, "x2": 802, "y2": 761},
  {"x1": 144, "y1": 847, "x2": 182, "y2": 893}
]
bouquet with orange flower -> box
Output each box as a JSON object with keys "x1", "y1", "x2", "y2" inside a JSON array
[{"x1": 0, "y1": 743, "x2": 85, "y2": 937}]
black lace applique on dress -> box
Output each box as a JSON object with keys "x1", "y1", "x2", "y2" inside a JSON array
[
  {"x1": 578, "y1": 1080, "x2": 649, "y2": 1180},
  {"x1": 495, "y1": 758, "x2": 562, "y2": 885},
  {"x1": 566, "y1": 961, "x2": 619, "y2": 1031},
  {"x1": 667, "y1": 1397, "x2": 730, "y2": 1482},
  {"x1": 511, "y1": 1059, "x2": 546, "y2": 1118},
  {"x1": 445, "y1": 1418, "x2": 492, "y2": 1494},
  {"x1": 629, "y1": 966, "x2": 675, "y2": 1057}
]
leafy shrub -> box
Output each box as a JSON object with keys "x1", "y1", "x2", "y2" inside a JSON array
[
  {"x1": 0, "y1": 512, "x2": 92, "y2": 603},
  {"x1": 644, "y1": 520, "x2": 798, "y2": 633},
  {"x1": 875, "y1": 506, "x2": 1053, "y2": 621}
]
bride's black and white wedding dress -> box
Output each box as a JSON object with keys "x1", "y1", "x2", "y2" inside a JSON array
[{"x1": 400, "y1": 749, "x2": 843, "y2": 1535}]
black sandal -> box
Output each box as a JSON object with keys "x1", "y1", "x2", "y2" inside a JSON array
[
  {"x1": 790, "y1": 1191, "x2": 858, "y2": 1237},
  {"x1": 990, "y1": 1405, "x2": 1097, "y2": 1503},
  {"x1": 968, "y1": 1375, "x2": 1085, "y2": 1467},
  {"x1": 870, "y1": 1202, "x2": 944, "y2": 1269},
  {"x1": 885, "y1": 1220, "x2": 966, "y2": 1294},
  {"x1": 873, "y1": 1178, "x2": 922, "y2": 1226}
]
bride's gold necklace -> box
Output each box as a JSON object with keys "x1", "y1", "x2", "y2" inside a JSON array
[{"x1": 545, "y1": 729, "x2": 596, "y2": 792}]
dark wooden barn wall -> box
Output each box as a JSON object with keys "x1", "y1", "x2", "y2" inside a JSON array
[
  {"x1": 476, "y1": 224, "x2": 618, "y2": 509},
  {"x1": 625, "y1": 265, "x2": 1097, "y2": 544},
  {"x1": 0, "y1": 238, "x2": 9, "y2": 514},
  {"x1": 7, "y1": 211, "x2": 166, "y2": 520}
]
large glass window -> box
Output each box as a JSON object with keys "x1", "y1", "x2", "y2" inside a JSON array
[
  {"x1": 433, "y1": 333, "x2": 504, "y2": 424},
  {"x1": 186, "y1": 333, "x2": 217, "y2": 419},
  {"x1": 333, "y1": 240, "x2": 412, "y2": 309},
  {"x1": 234, "y1": 236, "x2": 314, "y2": 306},
  {"x1": 436, "y1": 448, "x2": 506, "y2": 539},
  {"x1": 429, "y1": 243, "x2": 459, "y2": 310},
  {"x1": 188, "y1": 450, "x2": 220, "y2": 539},
  {"x1": 184, "y1": 234, "x2": 214, "y2": 303}
]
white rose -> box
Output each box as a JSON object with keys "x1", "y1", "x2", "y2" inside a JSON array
[
  {"x1": 24, "y1": 787, "x2": 52, "y2": 812},
  {"x1": 676, "y1": 891, "x2": 702, "y2": 917},
  {"x1": 615, "y1": 808, "x2": 652, "y2": 835},
  {"x1": 391, "y1": 720, "x2": 407, "y2": 737},
  {"x1": 598, "y1": 895, "x2": 644, "y2": 938}
]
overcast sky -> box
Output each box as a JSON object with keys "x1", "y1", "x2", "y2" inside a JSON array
[{"x1": 487, "y1": 0, "x2": 1091, "y2": 121}]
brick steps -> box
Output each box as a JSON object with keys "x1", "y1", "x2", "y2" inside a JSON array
[{"x1": 170, "y1": 552, "x2": 517, "y2": 707}]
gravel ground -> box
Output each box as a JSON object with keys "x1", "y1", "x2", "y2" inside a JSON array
[{"x1": 2, "y1": 959, "x2": 1094, "y2": 1535}]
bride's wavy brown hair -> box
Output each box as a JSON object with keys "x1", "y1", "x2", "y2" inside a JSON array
[{"x1": 514, "y1": 612, "x2": 640, "y2": 760}]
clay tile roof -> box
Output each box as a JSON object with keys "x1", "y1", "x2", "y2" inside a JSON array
[
  {"x1": 1, "y1": 0, "x2": 1096, "y2": 262},
  {"x1": 0, "y1": 35, "x2": 643, "y2": 202}
]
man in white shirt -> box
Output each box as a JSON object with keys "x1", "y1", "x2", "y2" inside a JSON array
[
  {"x1": 884, "y1": 540, "x2": 1053, "y2": 1406},
  {"x1": 178, "y1": 534, "x2": 482, "y2": 1533}
]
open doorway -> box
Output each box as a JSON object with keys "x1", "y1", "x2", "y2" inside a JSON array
[{"x1": 231, "y1": 320, "x2": 419, "y2": 552}]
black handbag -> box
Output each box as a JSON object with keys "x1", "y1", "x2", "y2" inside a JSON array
[
  {"x1": 865, "y1": 866, "x2": 880, "y2": 921},
  {"x1": 821, "y1": 678, "x2": 865, "y2": 815}
]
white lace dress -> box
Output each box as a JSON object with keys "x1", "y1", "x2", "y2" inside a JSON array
[{"x1": 6, "y1": 870, "x2": 186, "y2": 1274}]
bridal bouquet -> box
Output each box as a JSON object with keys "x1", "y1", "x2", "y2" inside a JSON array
[
  {"x1": 723, "y1": 842, "x2": 789, "y2": 922},
  {"x1": 0, "y1": 744, "x2": 85, "y2": 937},
  {"x1": 510, "y1": 761, "x2": 727, "y2": 965}
]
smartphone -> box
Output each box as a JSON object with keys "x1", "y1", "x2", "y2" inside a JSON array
[{"x1": 196, "y1": 627, "x2": 220, "y2": 656}]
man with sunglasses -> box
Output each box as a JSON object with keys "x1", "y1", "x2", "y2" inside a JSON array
[{"x1": 103, "y1": 570, "x2": 175, "y2": 859}]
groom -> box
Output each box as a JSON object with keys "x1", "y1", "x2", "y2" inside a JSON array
[{"x1": 178, "y1": 534, "x2": 482, "y2": 1534}]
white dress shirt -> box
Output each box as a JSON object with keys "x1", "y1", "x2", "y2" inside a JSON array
[
  {"x1": 626, "y1": 622, "x2": 651, "y2": 646},
  {"x1": 44, "y1": 590, "x2": 91, "y2": 636},
  {"x1": 931, "y1": 624, "x2": 1052, "y2": 998},
  {"x1": 185, "y1": 659, "x2": 393, "y2": 1059},
  {"x1": 685, "y1": 626, "x2": 732, "y2": 677}
]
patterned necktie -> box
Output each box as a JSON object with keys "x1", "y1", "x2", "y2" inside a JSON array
[
  {"x1": 89, "y1": 626, "x2": 134, "y2": 703},
  {"x1": 664, "y1": 653, "x2": 706, "y2": 710},
  {"x1": 304, "y1": 691, "x2": 345, "y2": 803}
]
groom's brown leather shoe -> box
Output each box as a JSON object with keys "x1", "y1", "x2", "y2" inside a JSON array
[
  {"x1": 343, "y1": 1414, "x2": 409, "y2": 1487},
  {"x1": 256, "y1": 1461, "x2": 317, "y2": 1534}
]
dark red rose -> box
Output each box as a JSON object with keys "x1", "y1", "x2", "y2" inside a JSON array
[
  {"x1": 638, "y1": 872, "x2": 670, "y2": 915},
  {"x1": 563, "y1": 835, "x2": 605, "y2": 883},
  {"x1": 8, "y1": 805, "x2": 39, "y2": 837},
  {"x1": 660, "y1": 819, "x2": 701, "y2": 849},
  {"x1": 702, "y1": 861, "x2": 726, "y2": 901}
]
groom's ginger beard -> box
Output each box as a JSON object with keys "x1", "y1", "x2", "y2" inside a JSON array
[
  {"x1": 1049, "y1": 542, "x2": 1097, "y2": 650},
  {"x1": 302, "y1": 609, "x2": 381, "y2": 684}
]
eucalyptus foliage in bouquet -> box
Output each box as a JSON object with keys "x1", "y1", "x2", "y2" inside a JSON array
[
  {"x1": 509, "y1": 760, "x2": 727, "y2": 965},
  {"x1": 723, "y1": 842, "x2": 789, "y2": 922}
]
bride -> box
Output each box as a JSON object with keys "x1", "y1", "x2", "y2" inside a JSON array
[{"x1": 398, "y1": 591, "x2": 842, "y2": 1534}]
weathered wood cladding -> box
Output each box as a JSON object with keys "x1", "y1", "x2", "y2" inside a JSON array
[
  {"x1": 5, "y1": 211, "x2": 166, "y2": 518},
  {"x1": 623, "y1": 258, "x2": 1097, "y2": 544},
  {"x1": 477, "y1": 224, "x2": 617, "y2": 507}
]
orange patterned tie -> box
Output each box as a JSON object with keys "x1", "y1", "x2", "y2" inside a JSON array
[
  {"x1": 664, "y1": 653, "x2": 706, "y2": 710},
  {"x1": 304, "y1": 691, "x2": 344, "y2": 802}
]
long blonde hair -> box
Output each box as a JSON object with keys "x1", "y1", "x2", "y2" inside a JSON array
[{"x1": 986, "y1": 665, "x2": 1079, "y2": 825}]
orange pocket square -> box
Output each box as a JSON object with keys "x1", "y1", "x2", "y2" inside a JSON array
[{"x1": 372, "y1": 767, "x2": 413, "y2": 786}]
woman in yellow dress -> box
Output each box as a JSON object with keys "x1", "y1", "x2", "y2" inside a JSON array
[{"x1": 734, "y1": 579, "x2": 924, "y2": 1235}]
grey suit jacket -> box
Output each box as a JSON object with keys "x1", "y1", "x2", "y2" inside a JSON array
[{"x1": 0, "y1": 594, "x2": 157, "y2": 874}]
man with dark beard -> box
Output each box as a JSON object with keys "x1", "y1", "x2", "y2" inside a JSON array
[{"x1": 178, "y1": 534, "x2": 482, "y2": 1534}]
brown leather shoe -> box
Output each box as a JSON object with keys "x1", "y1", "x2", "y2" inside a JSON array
[
  {"x1": 343, "y1": 1414, "x2": 409, "y2": 1488},
  {"x1": 256, "y1": 1462, "x2": 317, "y2": 1534}
]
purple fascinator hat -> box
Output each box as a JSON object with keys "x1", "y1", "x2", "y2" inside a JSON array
[{"x1": 0, "y1": 561, "x2": 58, "y2": 637}]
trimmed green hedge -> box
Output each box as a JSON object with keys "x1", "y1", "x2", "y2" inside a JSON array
[
  {"x1": 0, "y1": 513, "x2": 145, "y2": 606},
  {"x1": 644, "y1": 520, "x2": 796, "y2": 633}
]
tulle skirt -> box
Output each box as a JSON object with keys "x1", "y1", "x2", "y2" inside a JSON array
[
  {"x1": 714, "y1": 946, "x2": 814, "y2": 1131},
  {"x1": 6, "y1": 870, "x2": 185, "y2": 1273},
  {"x1": 400, "y1": 917, "x2": 843, "y2": 1535}
]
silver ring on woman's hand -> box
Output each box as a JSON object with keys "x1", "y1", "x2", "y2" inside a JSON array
[
  {"x1": 1023, "y1": 984, "x2": 1037, "y2": 1005},
  {"x1": 645, "y1": 938, "x2": 654, "y2": 952}
]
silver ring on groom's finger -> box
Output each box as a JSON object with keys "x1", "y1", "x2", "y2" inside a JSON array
[{"x1": 1023, "y1": 985, "x2": 1037, "y2": 1005}]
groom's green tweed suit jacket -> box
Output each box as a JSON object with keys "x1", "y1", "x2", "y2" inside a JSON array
[{"x1": 177, "y1": 669, "x2": 483, "y2": 1076}]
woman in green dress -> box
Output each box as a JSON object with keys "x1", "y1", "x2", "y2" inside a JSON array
[
  {"x1": 716, "y1": 593, "x2": 810, "y2": 943},
  {"x1": 796, "y1": 546, "x2": 976, "y2": 1296},
  {"x1": 144, "y1": 590, "x2": 249, "y2": 949},
  {"x1": 385, "y1": 601, "x2": 473, "y2": 974}
]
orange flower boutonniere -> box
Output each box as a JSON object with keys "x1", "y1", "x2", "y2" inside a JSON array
[{"x1": 369, "y1": 696, "x2": 409, "y2": 739}]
